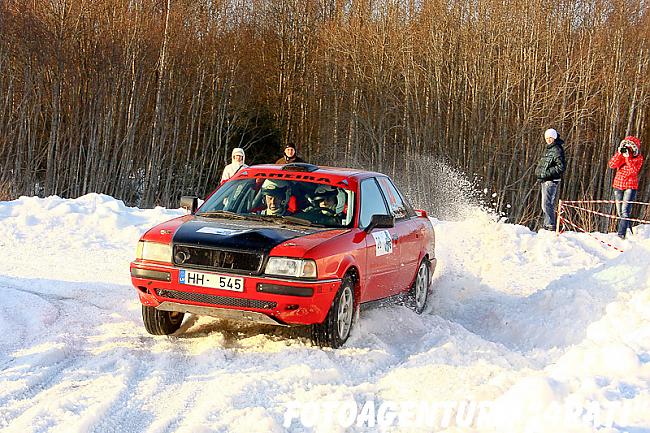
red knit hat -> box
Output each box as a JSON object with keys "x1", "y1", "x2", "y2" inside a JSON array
[{"x1": 621, "y1": 136, "x2": 641, "y2": 156}]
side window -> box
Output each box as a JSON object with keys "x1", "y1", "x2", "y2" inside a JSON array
[
  {"x1": 359, "y1": 178, "x2": 389, "y2": 229},
  {"x1": 377, "y1": 177, "x2": 407, "y2": 219}
]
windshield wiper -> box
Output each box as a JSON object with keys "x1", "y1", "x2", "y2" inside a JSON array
[
  {"x1": 198, "y1": 211, "x2": 321, "y2": 227},
  {"x1": 260, "y1": 214, "x2": 316, "y2": 227},
  {"x1": 197, "y1": 210, "x2": 248, "y2": 220},
  {"x1": 198, "y1": 211, "x2": 271, "y2": 222}
]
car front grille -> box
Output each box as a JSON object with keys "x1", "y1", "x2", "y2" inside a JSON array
[
  {"x1": 173, "y1": 245, "x2": 263, "y2": 274},
  {"x1": 156, "y1": 289, "x2": 277, "y2": 310}
]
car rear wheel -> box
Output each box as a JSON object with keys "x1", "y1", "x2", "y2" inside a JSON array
[
  {"x1": 311, "y1": 275, "x2": 355, "y2": 348},
  {"x1": 409, "y1": 259, "x2": 430, "y2": 314},
  {"x1": 142, "y1": 305, "x2": 185, "y2": 335}
]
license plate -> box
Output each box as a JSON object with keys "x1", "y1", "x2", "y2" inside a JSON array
[{"x1": 178, "y1": 269, "x2": 244, "y2": 292}]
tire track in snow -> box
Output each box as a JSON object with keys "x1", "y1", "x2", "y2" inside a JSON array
[
  {"x1": 0, "y1": 280, "x2": 134, "y2": 426},
  {"x1": 0, "y1": 274, "x2": 533, "y2": 432},
  {"x1": 0, "y1": 339, "x2": 82, "y2": 423},
  {"x1": 0, "y1": 282, "x2": 61, "y2": 372},
  {"x1": 85, "y1": 348, "x2": 168, "y2": 433}
]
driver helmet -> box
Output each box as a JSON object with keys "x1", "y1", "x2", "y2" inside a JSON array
[
  {"x1": 261, "y1": 179, "x2": 290, "y2": 202},
  {"x1": 312, "y1": 184, "x2": 338, "y2": 207}
]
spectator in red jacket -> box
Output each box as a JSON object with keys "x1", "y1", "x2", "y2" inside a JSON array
[{"x1": 608, "y1": 136, "x2": 644, "y2": 238}]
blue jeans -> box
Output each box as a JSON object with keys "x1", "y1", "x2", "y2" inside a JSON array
[
  {"x1": 613, "y1": 188, "x2": 637, "y2": 237},
  {"x1": 541, "y1": 180, "x2": 559, "y2": 229}
]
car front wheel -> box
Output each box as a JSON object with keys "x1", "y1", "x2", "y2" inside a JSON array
[
  {"x1": 409, "y1": 259, "x2": 430, "y2": 314},
  {"x1": 142, "y1": 305, "x2": 185, "y2": 335},
  {"x1": 311, "y1": 275, "x2": 355, "y2": 348}
]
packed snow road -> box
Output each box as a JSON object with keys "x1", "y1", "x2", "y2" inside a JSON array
[{"x1": 1, "y1": 194, "x2": 649, "y2": 432}]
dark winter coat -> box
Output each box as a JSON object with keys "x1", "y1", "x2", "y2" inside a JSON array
[
  {"x1": 535, "y1": 138, "x2": 566, "y2": 182},
  {"x1": 275, "y1": 155, "x2": 305, "y2": 165}
]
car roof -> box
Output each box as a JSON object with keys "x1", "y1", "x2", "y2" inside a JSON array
[
  {"x1": 245, "y1": 164, "x2": 383, "y2": 177},
  {"x1": 236, "y1": 164, "x2": 388, "y2": 186}
]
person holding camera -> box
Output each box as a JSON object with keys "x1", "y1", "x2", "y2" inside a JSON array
[
  {"x1": 535, "y1": 128, "x2": 566, "y2": 231},
  {"x1": 608, "y1": 136, "x2": 644, "y2": 239}
]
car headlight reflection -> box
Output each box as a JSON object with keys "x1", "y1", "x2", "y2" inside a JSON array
[
  {"x1": 136, "y1": 241, "x2": 172, "y2": 263},
  {"x1": 265, "y1": 257, "x2": 317, "y2": 278}
]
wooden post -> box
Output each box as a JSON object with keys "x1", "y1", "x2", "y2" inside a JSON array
[{"x1": 556, "y1": 199, "x2": 563, "y2": 236}]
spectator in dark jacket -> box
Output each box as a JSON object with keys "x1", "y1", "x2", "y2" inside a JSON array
[
  {"x1": 608, "y1": 136, "x2": 644, "y2": 239},
  {"x1": 534, "y1": 128, "x2": 566, "y2": 231},
  {"x1": 275, "y1": 142, "x2": 305, "y2": 165}
]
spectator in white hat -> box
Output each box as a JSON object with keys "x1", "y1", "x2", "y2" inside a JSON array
[
  {"x1": 220, "y1": 148, "x2": 247, "y2": 183},
  {"x1": 534, "y1": 128, "x2": 566, "y2": 231}
]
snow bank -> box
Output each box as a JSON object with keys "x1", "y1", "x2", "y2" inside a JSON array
[{"x1": 0, "y1": 194, "x2": 649, "y2": 432}]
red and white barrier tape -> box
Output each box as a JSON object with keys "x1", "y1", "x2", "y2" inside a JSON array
[
  {"x1": 561, "y1": 199, "x2": 650, "y2": 206},
  {"x1": 556, "y1": 199, "x2": 650, "y2": 253},
  {"x1": 561, "y1": 203, "x2": 650, "y2": 225},
  {"x1": 559, "y1": 215, "x2": 625, "y2": 253}
]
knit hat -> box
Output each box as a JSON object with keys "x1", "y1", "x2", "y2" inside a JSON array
[
  {"x1": 621, "y1": 136, "x2": 641, "y2": 157},
  {"x1": 285, "y1": 142, "x2": 296, "y2": 150},
  {"x1": 544, "y1": 129, "x2": 558, "y2": 140}
]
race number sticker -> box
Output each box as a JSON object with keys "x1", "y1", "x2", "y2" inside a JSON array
[
  {"x1": 372, "y1": 230, "x2": 393, "y2": 256},
  {"x1": 196, "y1": 227, "x2": 247, "y2": 236}
]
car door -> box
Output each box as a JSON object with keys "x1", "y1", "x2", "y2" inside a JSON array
[
  {"x1": 359, "y1": 177, "x2": 401, "y2": 301},
  {"x1": 377, "y1": 176, "x2": 421, "y2": 292}
]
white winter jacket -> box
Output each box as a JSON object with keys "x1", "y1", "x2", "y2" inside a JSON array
[
  {"x1": 221, "y1": 162, "x2": 247, "y2": 182},
  {"x1": 220, "y1": 148, "x2": 247, "y2": 182}
]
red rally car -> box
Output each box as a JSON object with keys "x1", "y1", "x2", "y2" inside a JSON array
[{"x1": 130, "y1": 163, "x2": 436, "y2": 348}]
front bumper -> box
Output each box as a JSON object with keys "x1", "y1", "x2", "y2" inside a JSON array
[{"x1": 130, "y1": 261, "x2": 341, "y2": 326}]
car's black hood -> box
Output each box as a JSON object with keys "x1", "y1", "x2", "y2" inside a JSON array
[{"x1": 172, "y1": 217, "x2": 323, "y2": 253}]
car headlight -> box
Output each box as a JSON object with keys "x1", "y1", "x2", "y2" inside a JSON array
[
  {"x1": 136, "y1": 241, "x2": 172, "y2": 263},
  {"x1": 265, "y1": 257, "x2": 317, "y2": 278}
]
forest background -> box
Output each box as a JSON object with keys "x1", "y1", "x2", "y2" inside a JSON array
[{"x1": 0, "y1": 0, "x2": 648, "y2": 226}]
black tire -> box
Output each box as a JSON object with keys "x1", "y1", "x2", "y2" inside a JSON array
[
  {"x1": 409, "y1": 259, "x2": 430, "y2": 314},
  {"x1": 142, "y1": 305, "x2": 185, "y2": 335},
  {"x1": 311, "y1": 275, "x2": 355, "y2": 348}
]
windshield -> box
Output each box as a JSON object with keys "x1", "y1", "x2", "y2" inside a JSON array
[{"x1": 198, "y1": 178, "x2": 355, "y2": 228}]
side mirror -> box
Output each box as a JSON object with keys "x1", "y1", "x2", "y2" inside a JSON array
[
  {"x1": 364, "y1": 214, "x2": 394, "y2": 232},
  {"x1": 180, "y1": 196, "x2": 199, "y2": 214},
  {"x1": 415, "y1": 209, "x2": 428, "y2": 218}
]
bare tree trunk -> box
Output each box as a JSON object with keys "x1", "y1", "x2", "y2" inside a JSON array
[{"x1": 143, "y1": 0, "x2": 171, "y2": 206}]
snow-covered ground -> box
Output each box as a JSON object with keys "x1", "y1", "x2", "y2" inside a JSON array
[{"x1": 1, "y1": 194, "x2": 649, "y2": 433}]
